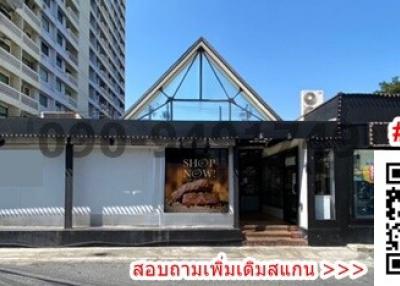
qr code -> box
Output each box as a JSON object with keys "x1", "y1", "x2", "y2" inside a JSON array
[{"x1": 386, "y1": 163, "x2": 400, "y2": 274}]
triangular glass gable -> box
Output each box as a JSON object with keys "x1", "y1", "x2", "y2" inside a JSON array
[{"x1": 130, "y1": 40, "x2": 278, "y2": 121}]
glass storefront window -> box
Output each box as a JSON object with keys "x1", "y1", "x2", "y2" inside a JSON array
[
  {"x1": 353, "y1": 150, "x2": 374, "y2": 219},
  {"x1": 314, "y1": 149, "x2": 336, "y2": 220}
]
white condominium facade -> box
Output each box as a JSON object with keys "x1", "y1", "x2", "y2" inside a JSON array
[{"x1": 0, "y1": 0, "x2": 125, "y2": 119}]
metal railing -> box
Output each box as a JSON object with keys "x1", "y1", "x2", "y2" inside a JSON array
[
  {"x1": 0, "y1": 11, "x2": 22, "y2": 38},
  {"x1": 23, "y1": 4, "x2": 41, "y2": 28},
  {"x1": 67, "y1": 73, "x2": 78, "y2": 87},
  {"x1": 67, "y1": 51, "x2": 78, "y2": 65},
  {"x1": 67, "y1": 28, "x2": 79, "y2": 44},
  {"x1": 67, "y1": 96, "x2": 77, "y2": 108},
  {"x1": 0, "y1": 81, "x2": 20, "y2": 101},
  {"x1": 22, "y1": 64, "x2": 39, "y2": 81},
  {"x1": 21, "y1": 93, "x2": 39, "y2": 110},
  {"x1": 67, "y1": 6, "x2": 79, "y2": 24},
  {"x1": 0, "y1": 81, "x2": 39, "y2": 111},
  {"x1": 23, "y1": 35, "x2": 40, "y2": 55},
  {"x1": 0, "y1": 48, "x2": 21, "y2": 70}
]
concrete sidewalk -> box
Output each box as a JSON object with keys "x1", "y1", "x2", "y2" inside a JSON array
[{"x1": 0, "y1": 245, "x2": 374, "y2": 266}]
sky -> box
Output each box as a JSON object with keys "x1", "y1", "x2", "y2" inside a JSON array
[{"x1": 125, "y1": 0, "x2": 400, "y2": 120}]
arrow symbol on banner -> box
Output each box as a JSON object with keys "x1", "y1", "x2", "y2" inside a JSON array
[
  {"x1": 320, "y1": 261, "x2": 368, "y2": 280},
  {"x1": 324, "y1": 264, "x2": 335, "y2": 276},
  {"x1": 320, "y1": 261, "x2": 336, "y2": 279},
  {"x1": 350, "y1": 262, "x2": 368, "y2": 279},
  {"x1": 336, "y1": 263, "x2": 349, "y2": 279}
]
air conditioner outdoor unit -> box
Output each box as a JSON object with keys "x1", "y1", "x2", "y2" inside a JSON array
[{"x1": 300, "y1": 90, "x2": 324, "y2": 116}]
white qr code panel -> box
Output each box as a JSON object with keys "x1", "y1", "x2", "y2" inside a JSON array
[{"x1": 375, "y1": 151, "x2": 400, "y2": 284}]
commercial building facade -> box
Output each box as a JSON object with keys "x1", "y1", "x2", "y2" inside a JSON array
[
  {"x1": 0, "y1": 38, "x2": 398, "y2": 247},
  {"x1": 0, "y1": 0, "x2": 125, "y2": 119}
]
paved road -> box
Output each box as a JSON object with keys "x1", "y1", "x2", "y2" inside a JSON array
[{"x1": 0, "y1": 261, "x2": 373, "y2": 286}]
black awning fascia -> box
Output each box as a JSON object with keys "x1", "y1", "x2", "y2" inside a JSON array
[{"x1": 0, "y1": 119, "x2": 340, "y2": 140}]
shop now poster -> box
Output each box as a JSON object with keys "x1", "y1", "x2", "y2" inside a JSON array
[{"x1": 165, "y1": 148, "x2": 229, "y2": 213}]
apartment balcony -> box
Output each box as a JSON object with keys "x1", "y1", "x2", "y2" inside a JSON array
[
  {"x1": 99, "y1": 69, "x2": 108, "y2": 79},
  {"x1": 99, "y1": 103, "x2": 111, "y2": 115},
  {"x1": 22, "y1": 4, "x2": 41, "y2": 30},
  {"x1": 0, "y1": 81, "x2": 39, "y2": 113},
  {"x1": 54, "y1": 89, "x2": 78, "y2": 109},
  {"x1": 22, "y1": 64, "x2": 39, "y2": 82},
  {"x1": 67, "y1": 7, "x2": 79, "y2": 24},
  {"x1": 38, "y1": 75, "x2": 78, "y2": 110},
  {"x1": 89, "y1": 93, "x2": 99, "y2": 103},
  {"x1": 22, "y1": 34, "x2": 40, "y2": 55},
  {"x1": 99, "y1": 37, "x2": 108, "y2": 50},
  {"x1": 67, "y1": 28, "x2": 79, "y2": 45},
  {"x1": 100, "y1": 86, "x2": 108, "y2": 96},
  {"x1": 70, "y1": 0, "x2": 79, "y2": 11},
  {"x1": 60, "y1": 94, "x2": 78, "y2": 109},
  {"x1": 40, "y1": 31, "x2": 78, "y2": 71},
  {"x1": 99, "y1": 20, "x2": 109, "y2": 37},
  {"x1": 67, "y1": 51, "x2": 78, "y2": 66},
  {"x1": 0, "y1": 47, "x2": 41, "y2": 88},
  {"x1": 40, "y1": 0, "x2": 55, "y2": 16},
  {"x1": 99, "y1": 53, "x2": 108, "y2": 68},
  {"x1": 0, "y1": 48, "x2": 21, "y2": 70},
  {"x1": 21, "y1": 92, "x2": 39, "y2": 110},
  {"x1": 66, "y1": 95, "x2": 77, "y2": 108},
  {"x1": 41, "y1": 2, "x2": 79, "y2": 51},
  {"x1": 67, "y1": 74, "x2": 78, "y2": 87},
  {"x1": 0, "y1": 10, "x2": 41, "y2": 60},
  {"x1": 0, "y1": 11, "x2": 23, "y2": 40}
]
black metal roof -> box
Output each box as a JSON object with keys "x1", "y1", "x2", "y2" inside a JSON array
[{"x1": 304, "y1": 93, "x2": 400, "y2": 123}]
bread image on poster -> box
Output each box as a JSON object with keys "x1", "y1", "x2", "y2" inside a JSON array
[{"x1": 165, "y1": 149, "x2": 229, "y2": 213}]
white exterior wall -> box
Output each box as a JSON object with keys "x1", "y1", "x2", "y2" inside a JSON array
[
  {"x1": 298, "y1": 141, "x2": 308, "y2": 230},
  {"x1": 73, "y1": 146, "x2": 235, "y2": 228},
  {"x1": 73, "y1": 146, "x2": 162, "y2": 227},
  {"x1": 0, "y1": 144, "x2": 235, "y2": 229},
  {"x1": 0, "y1": 147, "x2": 65, "y2": 227}
]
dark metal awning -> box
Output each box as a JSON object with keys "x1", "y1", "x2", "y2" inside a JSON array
[{"x1": 0, "y1": 118, "x2": 340, "y2": 140}]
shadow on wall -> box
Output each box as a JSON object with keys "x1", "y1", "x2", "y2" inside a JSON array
[{"x1": 0, "y1": 205, "x2": 157, "y2": 227}]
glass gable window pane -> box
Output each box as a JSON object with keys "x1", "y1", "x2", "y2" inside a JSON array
[
  {"x1": 205, "y1": 55, "x2": 240, "y2": 99},
  {"x1": 172, "y1": 101, "x2": 230, "y2": 121},
  {"x1": 353, "y1": 150, "x2": 374, "y2": 219},
  {"x1": 314, "y1": 149, "x2": 336, "y2": 220},
  {"x1": 231, "y1": 92, "x2": 265, "y2": 121},
  {"x1": 163, "y1": 58, "x2": 193, "y2": 97},
  {"x1": 173, "y1": 55, "x2": 200, "y2": 100},
  {"x1": 230, "y1": 104, "x2": 259, "y2": 121},
  {"x1": 202, "y1": 55, "x2": 231, "y2": 100},
  {"x1": 137, "y1": 92, "x2": 169, "y2": 120}
]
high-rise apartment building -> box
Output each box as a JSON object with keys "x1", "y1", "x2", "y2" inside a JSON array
[{"x1": 0, "y1": 0, "x2": 125, "y2": 119}]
